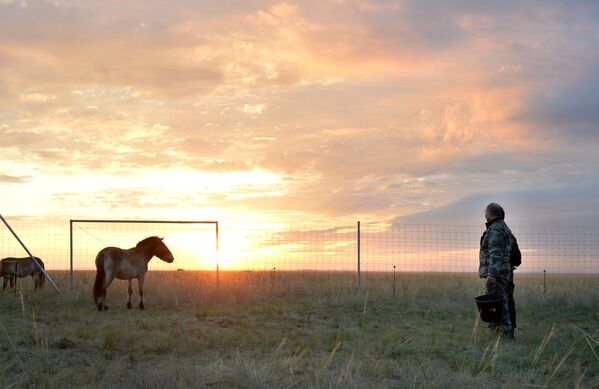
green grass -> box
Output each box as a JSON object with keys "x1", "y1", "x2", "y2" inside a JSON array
[{"x1": 1, "y1": 271, "x2": 598, "y2": 388}]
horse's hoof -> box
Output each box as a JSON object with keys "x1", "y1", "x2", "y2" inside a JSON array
[
  {"x1": 139, "y1": 303, "x2": 144, "y2": 310},
  {"x1": 127, "y1": 303, "x2": 132, "y2": 309},
  {"x1": 97, "y1": 303, "x2": 103, "y2": 311},
  {"x1": 103, "y1": 305, "x2": 108, "y2": 311}
]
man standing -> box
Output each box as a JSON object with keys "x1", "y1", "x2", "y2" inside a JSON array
[{"x1": 479, "y1": 203, "x2": 513, "y2": 339}]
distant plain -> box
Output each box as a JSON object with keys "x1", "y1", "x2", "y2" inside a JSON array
[{"x1": 1, "y1": 271, "x2": 598, "y2": 388}]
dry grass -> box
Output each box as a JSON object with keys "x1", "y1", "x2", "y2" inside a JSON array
[{"x1": 1, "y1": 271, "x2": 598, "y2": 388}]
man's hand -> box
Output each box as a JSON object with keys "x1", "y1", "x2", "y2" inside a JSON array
[{"x1": 486, "y1": 276, "x2": 496, "y2": 287}]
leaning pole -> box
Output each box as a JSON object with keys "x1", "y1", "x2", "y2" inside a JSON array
[{"x1": 0, "y1": 214, "x2": 60, "y2": 292}]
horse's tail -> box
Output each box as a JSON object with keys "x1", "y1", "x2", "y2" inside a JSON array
[
  {"x1": 38, "y1": 271, "x2": 45, "y2": 288},
  {"x1": 93, "y1": 252, "x2": 105, "y2": 305},
  {"x1": 33, "y1": 257, "x2": 45, "y2": 289},
  {"x1": 38, "y1": 258, "x2": 45, "y2": 288}
]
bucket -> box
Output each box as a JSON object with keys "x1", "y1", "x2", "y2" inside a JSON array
[{"x1": 474, "y1": 293, "x2": 504, "y2": 323}]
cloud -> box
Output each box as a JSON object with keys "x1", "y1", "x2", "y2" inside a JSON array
[
  {"x1": 0, "y1": 174, "x2": 30, "y2": 183},
  {"x1": 396, "y1": 178, "x2": 599, "y2": 227},
  {"x1": 241, "y1": 103, "x2": 265, "y2": 115},
  {"x1": 520, "y1": 61, "x2": 599, "y2": 131},
  {"x1": 1, "y1": 0, "x2": 599, "y2": 224},
  {"x1": 18, "y1": 92, "x2": 58, "y2": 103}
]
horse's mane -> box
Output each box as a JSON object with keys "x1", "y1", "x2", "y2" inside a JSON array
[{"x1": 136, "y1": 236, "x2": 162, "y2": 247}]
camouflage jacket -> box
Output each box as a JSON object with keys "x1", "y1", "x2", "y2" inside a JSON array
[{"x1": 479, "y1": 219, "x2": 513, "y2": 279}]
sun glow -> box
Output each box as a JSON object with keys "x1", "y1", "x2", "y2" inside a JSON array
[
  {"x1": 164, "y1": 227, "x2": 266, "y2": 271},
  {"x1": 216, "y1": 229, "x2": 256, "y2": 270},
  {"x1": 0, "y1": 167, "x2": 287, "y2": 218}
]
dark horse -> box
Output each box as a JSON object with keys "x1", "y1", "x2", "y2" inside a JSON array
[
  {"x1": 93, "y1": 236, "x2": 174, "y2": 311},
  {"x1": 0, "y1": 256, "x2": 46, "y2": 292}
]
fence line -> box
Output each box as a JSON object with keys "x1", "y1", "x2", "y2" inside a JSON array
[{"x1": 1, "y1": 218, "x2": 599, "y2": 290}]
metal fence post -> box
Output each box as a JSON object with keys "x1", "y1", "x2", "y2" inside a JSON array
[
  {"x1": 216, "y1": 221, "x2": 220, "y2": 293},
  {"x1": 393, "y1": 265, "x2": 396, "y2": 298},
  {"x1": 357, "y1": 221, "x2": 361, "y2": 292},
  {"x1": 69, "y1": 219, "x2": 74, "y2": 290}
]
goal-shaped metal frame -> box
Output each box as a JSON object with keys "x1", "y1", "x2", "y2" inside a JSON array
[{"x1": 69, "y1": 219, "x2": 219, "y2": 290}]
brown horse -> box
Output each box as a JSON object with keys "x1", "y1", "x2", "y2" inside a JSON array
[
  {"x1": 0, "y1": 256, "x2": 46, "y2": 292},
  {"x1": 93, "y1": 236, "x2": 174, "y2": 311}
]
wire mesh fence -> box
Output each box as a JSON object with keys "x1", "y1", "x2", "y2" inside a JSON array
[
  {"x1": 360, "y1": 223, "x2": 599, "y2": 274},
  {"x1": 0, "y1": 217, "x2": 67, "y2": 269},
  {"x1": 226, "y1": 224, "x2": 357, "y2": 272},
  {"x1": 1, "y1": 217, "x2": 599, "y2": 291}
]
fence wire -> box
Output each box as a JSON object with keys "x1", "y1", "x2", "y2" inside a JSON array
[
  {"x1": 1, "y1": 218, "x2": 599, "y2": 288},
  {"x1": 360, "y1": 224, "x2": 599, "y2": 274}
]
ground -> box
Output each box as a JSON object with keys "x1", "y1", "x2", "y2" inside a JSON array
[{"x1": 0, "y1": 272, "x2": 598, "y2": 388}]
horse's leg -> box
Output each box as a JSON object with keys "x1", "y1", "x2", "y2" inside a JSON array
[
  {"x1": 127, "y1": 279, "x2": 133, "y2": 309},
  {"x1": 138, "y1": 274, "x2": 145, "y2": 310},
  {"x1": 14, "y1": 263, "x2": 17, "y2": 295},
  {"x1": 2, "y1": 277, "x2": 7, "y2": 293},
  {"x1": 103, "y1": 275, "x2": 114, "y2": 311},
  {"x1": 99, "y1": 271, "x2": 114, "y2": 311}
]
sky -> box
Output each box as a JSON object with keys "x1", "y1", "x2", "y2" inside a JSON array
[{"x1": 1, "y1": 0, "x2": 599, "y2": 230}]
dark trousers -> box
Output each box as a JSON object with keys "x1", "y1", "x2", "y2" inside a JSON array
[
  {"x1": 508, "y1": 279, "x2": 516, "y2": 329},
  {"x1": 486, "y1": 273, "x2": 513, "y2": 332}
]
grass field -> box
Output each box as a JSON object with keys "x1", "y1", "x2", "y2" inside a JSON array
[{"x1": 1, "y1": 271, "x2": 598, "y2": 388}]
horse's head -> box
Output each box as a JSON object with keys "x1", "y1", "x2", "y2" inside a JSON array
[
  {"x1": 155, "y1": 237, "x2": 174, "y2": 263},
  {"x1": 136, "y1": 236, "x2": 175, "y2": 263}
]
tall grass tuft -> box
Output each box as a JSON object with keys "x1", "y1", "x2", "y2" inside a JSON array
[{"x1": 529, "y1": 324, "x2": 555, "y2": 372}]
